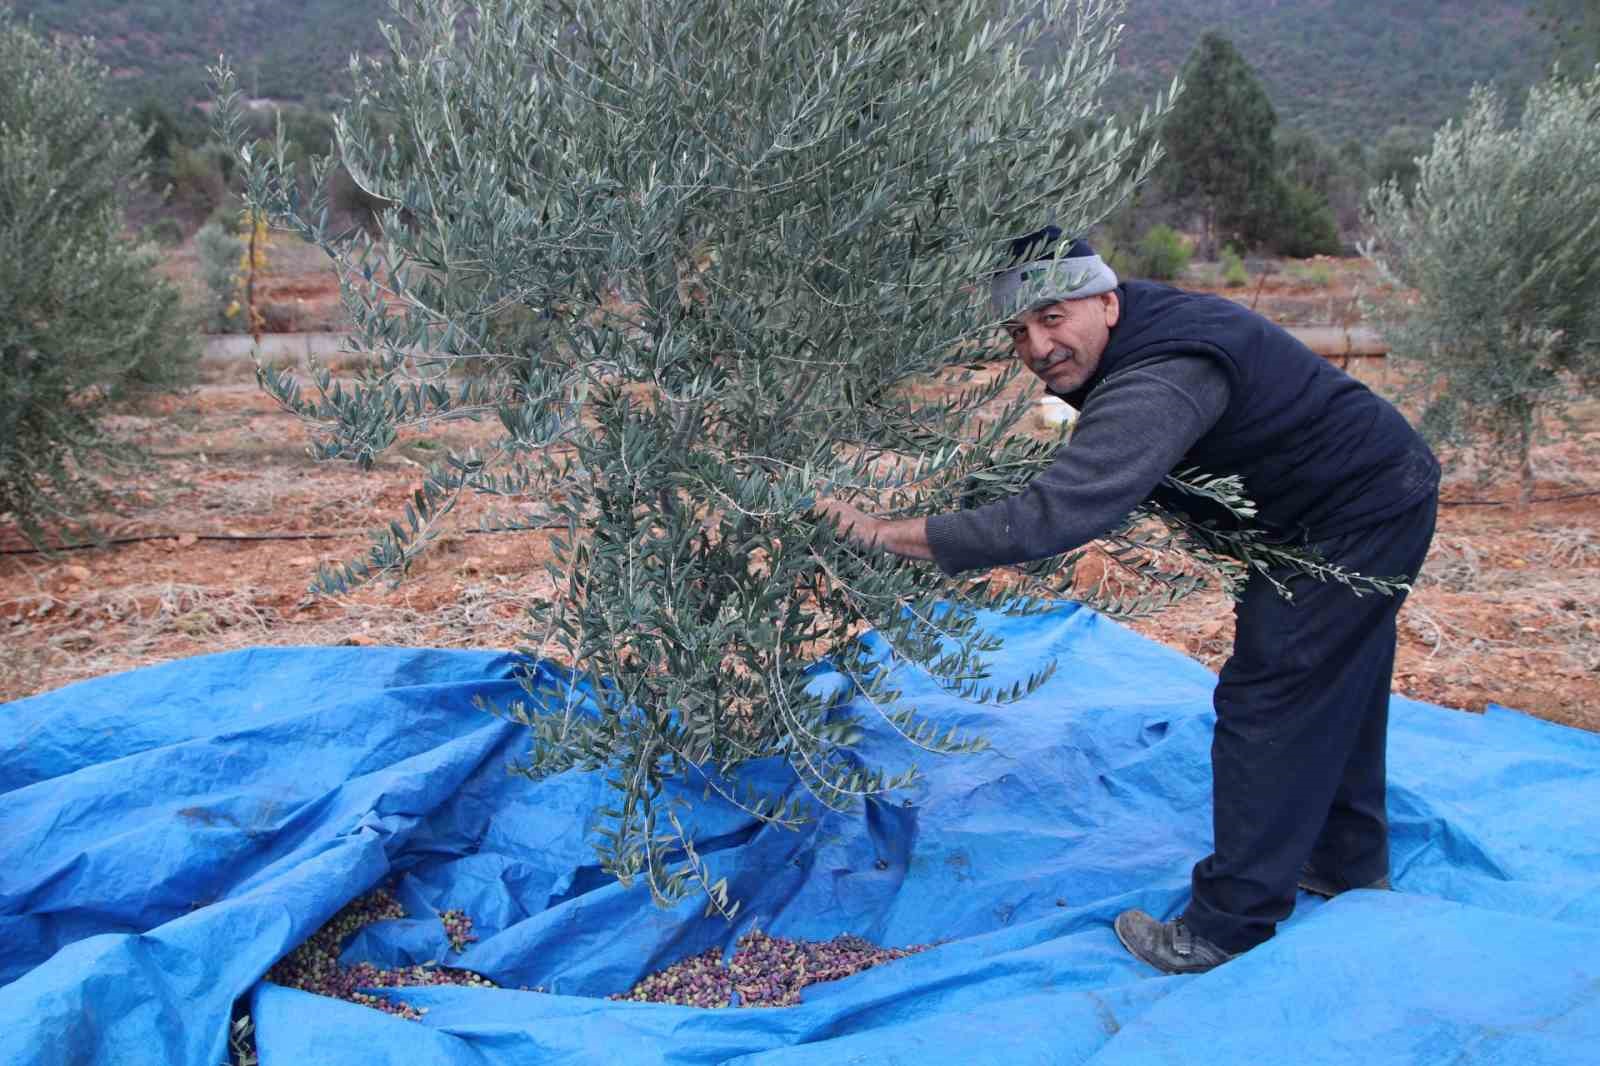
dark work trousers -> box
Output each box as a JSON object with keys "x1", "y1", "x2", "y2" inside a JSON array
[{"x1": 1182, "y1": 490, "x2": 1439, "y2": 954}]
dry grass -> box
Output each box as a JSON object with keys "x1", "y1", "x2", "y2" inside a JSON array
[
  {"x1": 1415, "y1": 536, "x2": 1485, "y2": 593},
  {"x1": 0, "y1": 575, "x2": 546, "y2": 702},
  {"x1": 1535, "y1": 526, "x2": 1600, "y2": 567}
]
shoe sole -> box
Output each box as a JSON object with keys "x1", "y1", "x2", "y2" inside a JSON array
[
  {"x1": 1112, "y1": 913, "x2": 1140, "y2": 958},
  {"x1": 1112, "y1": 913, "x2": 1230, "y2": 975}
]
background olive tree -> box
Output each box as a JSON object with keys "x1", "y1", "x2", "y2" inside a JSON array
[
  {"x1": 0, "y1": 12, "x2": 195, "y2": 545},
  {"x1": 1365, "y1": 70, "x2": 1600, "y2": 505},
  {"x1": 220, "y1": 0, "x2": 1396, "y2": 913}
]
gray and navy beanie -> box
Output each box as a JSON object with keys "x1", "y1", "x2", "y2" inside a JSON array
[{"x1": 990, "y1": 225, "x2": 1119, "y2": 317}]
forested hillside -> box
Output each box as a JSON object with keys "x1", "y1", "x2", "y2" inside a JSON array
[
  {"x1": 1100, "y1": 0, "x2": 1556, "y2": 140},
  {"x1": 7, "y1": 0, "x2": 385, "y2": 106},
  {"x1": 10, "y1": 0, "x2": 1557, "y2": 140}
]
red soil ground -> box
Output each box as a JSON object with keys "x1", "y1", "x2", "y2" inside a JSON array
[{"x1": 5, "y1": 254, "x2": 1597, "y2": 733}]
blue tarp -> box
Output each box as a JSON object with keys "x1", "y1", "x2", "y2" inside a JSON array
[{"x1": 4, "y1": 604, "x2": 1599, "y2": 1065}]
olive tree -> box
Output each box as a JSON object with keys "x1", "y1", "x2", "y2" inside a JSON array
[
  {"x1": 219, "y1": 0, "x2": 1393, "y2": 913},
  {"x1": 1366, "y1": 71, "x2": 1600, "y2": 504},
  {"x1": 0, "y1": 13, "x2": 195, "y2": 544}
]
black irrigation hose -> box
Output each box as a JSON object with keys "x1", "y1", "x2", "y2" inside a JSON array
[
  {"x1": 0, "y1": 524, "x2": 564, "y2": 557},
  {"x1": 1440, "y1": 489, "x2": 1600, "y2": 508}
]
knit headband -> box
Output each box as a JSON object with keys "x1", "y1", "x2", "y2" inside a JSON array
[{"x1": 990, "y1": 227, "x2": 1119, "y2": 317}]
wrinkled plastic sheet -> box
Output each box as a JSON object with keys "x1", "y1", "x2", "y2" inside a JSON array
[{"x1": 4, "y1": 605, "x2": 1599, "y2": 1065}]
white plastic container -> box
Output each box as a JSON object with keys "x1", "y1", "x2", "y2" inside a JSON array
[{"x1": 1032, "y1": 395, "x2": 1078, "y2": 435}]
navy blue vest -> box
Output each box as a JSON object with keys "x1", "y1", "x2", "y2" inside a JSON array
[{"x1": 1061, "y1": 281, "x2": 1438, "y2": 540}]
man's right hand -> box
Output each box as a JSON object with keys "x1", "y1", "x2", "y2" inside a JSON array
[
  {"x1": 811, "y1": 498, "x2": 934, "y2": 562},
  {"x1": 811, "y1": 498, "x2": 884, "y2": 548}
]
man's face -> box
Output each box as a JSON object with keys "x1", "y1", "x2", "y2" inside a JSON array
[{"x1": 1004, "y1": 292, "x2": 1120, "y2": 394}]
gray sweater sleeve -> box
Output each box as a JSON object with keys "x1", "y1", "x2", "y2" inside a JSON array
[{"x1": 924, "y1": 356, "x2": 1231, "y2": 575}]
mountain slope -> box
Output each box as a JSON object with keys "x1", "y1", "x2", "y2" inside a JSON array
[
  {"x1": 7, "y1": 0, "x2": 388, "y2": 106},
  {"x1": 9, "y1": 0, "x2": 1557, "y2": 141},
  {"x1": 1103, "y1": 0, "x2": 1555, "y2": 141}
]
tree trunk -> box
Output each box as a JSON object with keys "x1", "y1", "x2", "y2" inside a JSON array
[
  {"x1": 1200, "y1": 202, "x2": 1218, "y2": 262},
  {"x1": 1516, "y1": 408, "x2": 1536, "y2": 509}
]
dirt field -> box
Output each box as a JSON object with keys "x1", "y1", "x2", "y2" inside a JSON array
[{"x1": 4, "y1": 253, "x2": 1597, "y2": 733}]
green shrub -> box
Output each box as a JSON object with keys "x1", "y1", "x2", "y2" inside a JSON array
[
  {"x1": 146, "y1": 217, "x2": 186, "y2": 246},
  {"x1": 169, "y1": 143, "x2": 231, "y2": 222},
  {"x1": 195, "y1": 222, "x2": 246, "y2": 332},
  {"x1": 1095, "y1": 232, "x2": 1132, "y2": 279},
  {"x1": 1275, "y1": 127, "x2": 1367, "y2": 245},
  {"x1": 1220, "y1": 245, "x2": 1250, "y2": 287},
  {"x1": 1268, "y1": 179, "x2": 1342, "y2": 258},
  {"x1": 1133, "y1": 224, "x2": 1191, "y2": 280},
  {"x1": 203, "y1": 193, "x2": 248, "y2": 235},
  {"x1": 1371, "y1": 125, "x2": 1430, "y2": 200},
  {"x1": 0, "y1": 14, "x2": 195, "y2": 544},
  {"x1": 1288, "y1": 261, "x2": 1333, "y2": 288}
]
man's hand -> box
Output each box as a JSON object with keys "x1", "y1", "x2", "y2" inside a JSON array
[
  {"x1": 812, "y1": 498, "x2": 882, "y2": 547},
  {"x1": 811, "y1": 497, "x2": 935, "y2": 562}
]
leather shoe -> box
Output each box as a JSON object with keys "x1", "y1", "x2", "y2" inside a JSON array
[
  {"x1": 1298, "y1": 863, "x2": 1392, "y2": 898},
  {"x1": 1113, "y1": 909, "x2": 1236, "y2": 974}
]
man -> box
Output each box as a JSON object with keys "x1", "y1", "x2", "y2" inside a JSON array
[{"x1": 814, "y1": 229, "x2": 1439, "y2": 974}]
